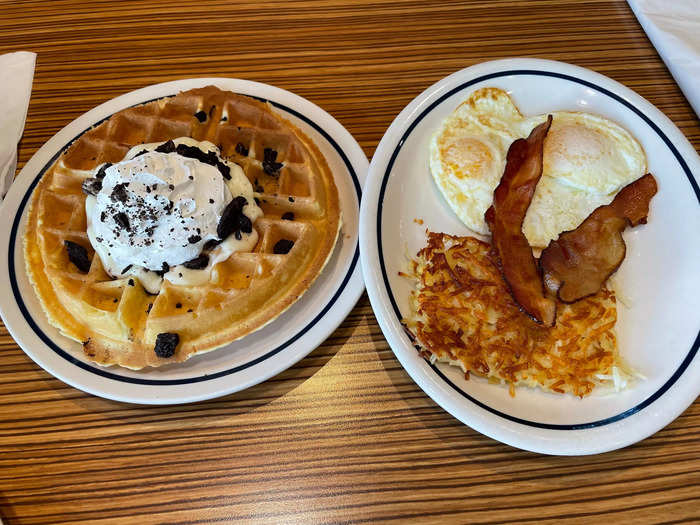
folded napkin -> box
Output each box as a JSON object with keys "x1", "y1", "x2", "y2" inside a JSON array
[
  {"x1": 0, "y1": 51, "x2": 36, "y2": 199},
  {"x1": 628, "y1": 0, "x2": 700, "y2": 118}
]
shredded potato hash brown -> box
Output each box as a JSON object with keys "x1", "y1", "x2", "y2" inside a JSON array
[{"x1": 403, "y1": 232, "x2": 625, "y2": 397}]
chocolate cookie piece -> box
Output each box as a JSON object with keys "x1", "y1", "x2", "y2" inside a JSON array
[
  {"x1": 111, "y1": 183, "x2": 129, "y2": 203},
  {"x1": 114, "y1": 212, "x2": 131, "y2": 231},
  {"x1": 183, "y1": 254, "x2": 209, "y2": 269},
  {"x1": 235, "y1": 142, "x2": 249, "y2": 156},
  {"x1": 273, "y1": 239, "x2": 294, "y2": 254},
  {"x1": 154, "y1": 140, "x2": 231, "y2": 180},
  {"x1": 154, "y1": 332, "x2": 179, "y2": 358},
  {"x1": 81, "y1": 178, "x2": 102, "y2": 196},
  {"x1": 262, "y1": 148, "x2": 283, "y2": 176},
  {"x1": 95, "y1": 162, "x2": 112, "y2": 180},
  {"x1": 202, "y1": 239, "x2": 221, "y2": 251},
  {"x1": 64, "y1": 240, "x2": 91, "y2": 272},
  {"x1": 154, "y1": 140, "x2": 176, "y2": 154},
  {"x1": 217, "y1": 196, "x2": 252, "y2": 240}
]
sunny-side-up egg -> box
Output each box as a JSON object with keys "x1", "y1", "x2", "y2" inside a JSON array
[{"x1": 429, "y1": 87, "x2": 647, "y2": 247}]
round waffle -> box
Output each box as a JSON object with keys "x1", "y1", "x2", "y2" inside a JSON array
[{"x1": 24, "y1": 86, "x2": 341, "y2": 369}]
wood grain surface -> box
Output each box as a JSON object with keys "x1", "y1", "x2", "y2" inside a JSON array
[{"x1": 1, "y1": 1, "x2": 699, "y2": 523}]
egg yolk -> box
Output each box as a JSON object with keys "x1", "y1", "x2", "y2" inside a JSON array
[
  {"x1": 442, "y1": 137, "x2": 493, "y2": 180},
  {"x1": 545, "y1": 124, "x2": 608, "y2": 168}
]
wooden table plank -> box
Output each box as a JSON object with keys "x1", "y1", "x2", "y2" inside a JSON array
[{"x1": 1, "y1": 1, "x2": 698, "y2": 523}]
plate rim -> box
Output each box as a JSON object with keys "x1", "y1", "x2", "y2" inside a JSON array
[
  {"x1": 0, "y1": 77, "x2": 368, "y2": 404},
  {"x1": 360, "y1": 58, "x2": 700, "y2": 455}
]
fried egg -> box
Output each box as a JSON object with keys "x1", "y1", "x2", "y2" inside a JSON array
[{"x1": 430, "y1": 87, "x2": 647, "y2": 247}]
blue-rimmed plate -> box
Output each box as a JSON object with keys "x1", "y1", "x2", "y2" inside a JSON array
[
  {"x1": 360, "y1": 58, "x2": 700, "y2": 455},
  {"x1": 0, "y1": 78, "x2": 367, "y2": 404}
]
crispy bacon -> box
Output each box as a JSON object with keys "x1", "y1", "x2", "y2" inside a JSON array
[
  {"x1": 485, "y1": 116, "x2": 556, "y2": 326},
  {"x1": 540, "y1": 173, "x2": 657, "y2": 303}
]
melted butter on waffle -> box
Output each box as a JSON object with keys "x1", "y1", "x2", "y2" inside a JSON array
[
  {"x1": 403, "y1": 232, "x2": 632, "y2": 397},
  {"x1": 24, "y1": 86, "x2": 341, "y2": 369}
]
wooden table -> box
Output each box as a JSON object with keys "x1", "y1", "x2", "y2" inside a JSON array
[{"x1": 2, "y1": 1, "x2": 699, "y2": 523}]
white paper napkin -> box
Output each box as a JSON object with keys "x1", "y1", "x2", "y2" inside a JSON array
[
  {"x1": 0, "y1": 51, "x2": 36, "y2": 199},
  {"x1": 628, "y1": 0, "x2": 700, "y2": 118}
]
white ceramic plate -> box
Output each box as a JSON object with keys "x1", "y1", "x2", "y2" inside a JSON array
[
  {"x1": 0, "y1": 78, "x2": 367, "y2": 405},
  {"x1": 360, "y1": 58, "x2": 700, "y2": 455}
]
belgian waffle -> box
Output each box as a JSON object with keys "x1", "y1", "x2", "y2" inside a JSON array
[{"x1": 24, "y1": 86, "x2": 341, "y2": 369}]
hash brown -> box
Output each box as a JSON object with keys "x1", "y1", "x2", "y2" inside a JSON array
[{"x1": 403, "y1": 232, "x2": 629, "y2": 397}]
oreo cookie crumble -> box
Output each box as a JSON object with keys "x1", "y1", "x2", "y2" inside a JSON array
[
  {"x1": 154, "y1": 332, "x2": 179, "y2": 358},
  {"x1": 273, "y1": 239, "x2": 294, "y2": 255},
  {"x1": 64, "y1": 240, "x2": 91, "y2": 272},
  {"x1": 183, "y1": 254, "x2": 209, "y2": 269},
  {"x1": 95, "y1": 162, "x2": 112, "y2": 180},
  {"x1": 202, "y1": 239, "x2": 221, "y2": 251},
  {"x1": 262, "y1": 148, "x2": 283, "y2": 176},
  {"x1": 81, "y1": 178, "x2": 102, "y2": 196},
  {"x1": 111, "y1": 183, "x2": 129, "y2": 203},
  {"x1": 154, "y1": 140, "x2": 232, "y2": 180},
  {"x1": 217, "y1": 196, "x2": 252, "y2": 241},
  {"x1": 114, "y1": 212, "x2": 131, "y2": 231},
  {"x1": 154, "y1": 140, "x2": 176, "y2": 154},
  {"x1": 235, "y1": 142, "x2": 249, "y2": 156}
]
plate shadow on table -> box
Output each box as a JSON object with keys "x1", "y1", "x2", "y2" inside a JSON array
[
  {"x1": 0, "y1": 491, "x2": 14, "y2": 524},
  {"x1": 23, "y1": 324, "x2": 351, "y2": 420},
  {"x1": 368, "y1": 325, "x2": 514, "y2": 449},
  {"x1": 0, "y1": 320, "x2": 356, "y2": 523},
  {"x1": 368, "y1": 321, "x2": 696, "y2": 491}
]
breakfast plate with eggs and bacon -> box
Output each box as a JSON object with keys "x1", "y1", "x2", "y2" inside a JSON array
[
  {"x1": 0, "y1": 78, "x2": 367, "y2": 404},
  {"x1": 360, "y1": 58, "x2": 700, "y2": 455}
]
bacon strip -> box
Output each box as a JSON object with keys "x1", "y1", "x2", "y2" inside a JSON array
[
  {"x1": 540, "y1": 174, "x2": 657, "y2": 303},
  {"x1": 485, "y1": 116, "x2": 556, "y2": 326}
]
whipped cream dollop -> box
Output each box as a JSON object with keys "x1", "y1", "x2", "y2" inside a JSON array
[{"x1": 85, "y1": 138, "x2": 263, "y2": 293}]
